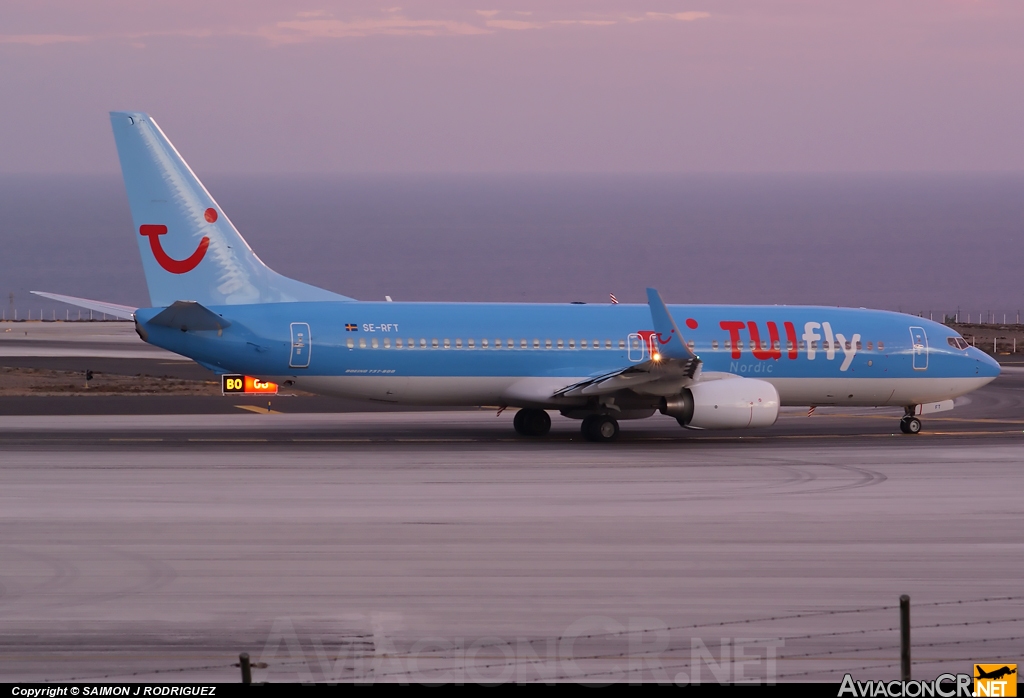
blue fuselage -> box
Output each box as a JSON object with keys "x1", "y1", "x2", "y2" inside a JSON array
[{"x1": 136, "y1": 301, "x2": 1000, "y2": 409}]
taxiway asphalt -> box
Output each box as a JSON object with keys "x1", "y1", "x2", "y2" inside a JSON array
[{"x1": 1, "y1": 325, "x2": 1021, "y2": 683}]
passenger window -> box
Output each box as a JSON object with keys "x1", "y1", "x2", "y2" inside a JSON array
[
  {"x1": 750, "y1": 340, "x2": 757, "y2": 350},
  {"x1": 712, "y1": 340, "x2": 719, "y2": 350},
  {"x1": 420, "y1": 338, "x2": 427, "y2": 348},
  {"x1": 618, "y1": 340, "x2": 625, "y2": 349},
  {"x1": 346, "y1": 338, "x2": 354, "y2": 349},
  {"x1": 687, "y1": 341, "x2": 695, "y2": 350},
  {"x1": 557, "y1": 339, "x2": 564, "y2": 349},
  {"x1": 384, "y1": 338, "x2": 391, "y2": 348},
  {"x1": 568, "y1": 339, "x2": 576, "y2": 349},
  {"x1": 443, "y1": 339, "x2": 450, "y2": 348},
  {"x1": 482, "y1": 339, "x2": 489, "y2": 348},
  {"x1": 359, "y1": 338, "x2": 367, "y2": 349},
  {"x1": 520, "y1": 339, "x2": 527, "y2": 348},
  {"x1": 866, "y1": 341, "x2": 872, "y2": 350},
  {"x1": 581, "y1": 339, "x2": 588, "y2": 348},
  {"x1": 468, "y1": 339, "x2": 476, "y2": 348},
  {"x1": 396, "y1": 338, "x2": 403, "y2": 348},
  {"x1": 507, "y1": 339, "x2": 514, "y2": 348},
  {"x1": 545, "y1": 339, "x2": 552, "y2": 349},
  {"x1": 811, "y1": 341, "x2": 818, "y2": 350},
  {"x1": 772, "y1": 341, "x2": 780, "y2": 350},
  {"x1": 855, "y1": 341, "x2": 861, "y2": 350},
  {"x1": 371, "y1": 338, "x2": 379, "y2": 349},
  {"x1": 495, "y1": 339, "x2": 502, "y2": 349},
  {"x1": 845, "y1": 341, "x2": 851, "y2": 351},
  {"x1": 593, "y1": 339, "x2": 600, "y2": 348},
  {"x1": 533, "y1": 339, "x2": 540, "y2": 348},
  {"x1": 431, "y1": 338, "x2": 439, "y2": 348},
  {"x1": 456, "y1": 338, "x2": 463, "y2": 348},
  {"x1": 786, "y1": 341, "x2": 793, "y2": 351},
  {"x1": 878, "y1": 341, "x2": 884, "y2": 351},
  {"x1": 605, "y1": 340, "x2": 612, "y2": 349}
]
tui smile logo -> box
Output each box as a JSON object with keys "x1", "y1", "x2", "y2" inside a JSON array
[{"x1": 139, "y1": 208, "x2": 217, "y2": 274}]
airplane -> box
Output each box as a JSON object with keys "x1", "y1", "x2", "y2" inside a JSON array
[
  {"x1": 975, "y1": 666, "x2": 1016, "y2": 681},
  {"x1": 34, "y1": 111, "x2": 1001, "y2": 442}
]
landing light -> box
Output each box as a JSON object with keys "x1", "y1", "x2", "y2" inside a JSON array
[{"x1": 652, "y1": 352, "x2": 662, "y2": 362}]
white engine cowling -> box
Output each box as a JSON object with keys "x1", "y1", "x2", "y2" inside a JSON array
[{"x1": 661, "y1": 377, "x2": 780, "y2": 429}]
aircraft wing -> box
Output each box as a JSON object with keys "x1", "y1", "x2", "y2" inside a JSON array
[
  {"x1": 553, "y1": 288, "x2": 702, "y2": 399},
  {"x1": 553, "y1": 357, "x2": 701, "y2": 398},
  {"x1": 30, "y1": 291, "x2": 137, "y2": 320}
]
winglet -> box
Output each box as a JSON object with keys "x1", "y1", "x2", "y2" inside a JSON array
[{"x1": 646, "y1": 288, "x2": 696, "y2": 360}]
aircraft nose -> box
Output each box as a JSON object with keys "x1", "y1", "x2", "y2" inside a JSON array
[{"x1": 967, "y1": 347, "x2": 1001, "y2": 378}]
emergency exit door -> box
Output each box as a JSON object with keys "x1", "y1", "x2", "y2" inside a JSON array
[{"x1": 290, "y1": 322, "x2": 311, "y2": 368}]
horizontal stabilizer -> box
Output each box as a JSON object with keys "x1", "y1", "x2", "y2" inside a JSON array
[
  {"x1": 148, "y1": 301, "x2": 231, "y2": 332},
  {"x1": 30, "y1": 291, "x2": 137, "y2": 320}
]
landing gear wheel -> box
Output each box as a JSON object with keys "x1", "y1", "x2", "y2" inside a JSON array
[
  {"x1": 899, "y1": 416, "x2": 922, "y2": 434},
  {"x1": 582, "y1": 415, "x2": 619, "y2": 443},
  {"x1": 514, "y1": 408, "x2": 551, "y2": 437}
]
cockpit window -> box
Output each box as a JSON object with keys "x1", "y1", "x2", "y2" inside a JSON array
[{"x1": 947, "y1": 336, "x2": 969, "y2": 350}]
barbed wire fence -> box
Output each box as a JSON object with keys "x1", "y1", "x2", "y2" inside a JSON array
[{"x1": 44, "y1": 593, "x2": 1019, "y2": 684}]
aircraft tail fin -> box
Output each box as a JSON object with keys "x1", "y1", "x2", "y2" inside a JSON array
[{"x1": 109, "y1": 111, "x2": 353, "y2": 308}]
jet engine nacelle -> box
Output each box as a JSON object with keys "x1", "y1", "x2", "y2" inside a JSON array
[{"x1": 661, "y1": 377, "x2": 780, "y2": 429}]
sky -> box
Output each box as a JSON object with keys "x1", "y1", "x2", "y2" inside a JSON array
[{"x1": 1, "y1": 1, "x2": 1023, "y2": 174}]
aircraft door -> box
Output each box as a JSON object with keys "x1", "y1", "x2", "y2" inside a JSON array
[
  {"x1": 909, "y1": 326, "x2": 928, "y2": 371},
  {"x1": 290, "y1": 322, "x2": 311, "y2": 368},
  {"x1": 627, "y1": 333, "x2": 646, "y2": 362}
]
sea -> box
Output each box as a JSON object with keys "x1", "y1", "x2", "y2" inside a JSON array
[{"x1": 1, "y1": 173, "x2": 1022, "y2": 322}]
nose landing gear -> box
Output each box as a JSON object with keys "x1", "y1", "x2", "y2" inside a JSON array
[{"x1": 899, "y1": 415, "x2": 922, "y2": 434}]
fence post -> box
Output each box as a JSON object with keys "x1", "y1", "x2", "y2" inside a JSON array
[
  {"x1": 900, "y1": 595, "x2": 911, "y2": 680},
  {"x1": 239, "y1": 652, "x2": 252, "y2": 684}
]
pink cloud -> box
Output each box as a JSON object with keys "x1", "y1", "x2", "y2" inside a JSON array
[
  {"x1": 267, "y1": 15, "x2": 492, "y2": 41},
  {"x1": 0, "y1": 33, "x2": 93, "y2": 45}
]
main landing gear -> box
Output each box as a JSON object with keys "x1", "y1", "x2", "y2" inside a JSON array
[
  {"x1": 513, "y1": 408, "x2": 552, "y2": 437},
  {"x1": 899, "y1": 415, "x2": 922, "y2": 434},
  {"x1": 581, "y1": 414, "x2": 620, "y2": 443}
]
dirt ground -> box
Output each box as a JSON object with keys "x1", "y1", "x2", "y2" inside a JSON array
[
  {"x1": 948, "y1": 322, "x2": 1024, "y2": 355},
  {"x1": 0, "y1": 366, "x2": 222, "y2": 397}
]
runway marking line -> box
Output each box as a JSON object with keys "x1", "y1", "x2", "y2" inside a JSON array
[
  {"x1": 788, "y1": 413, "x2": 1024, "y2": 425},
  {"x1": 187, "y1": 438, "x2": 269, "y2": 442},
  {"x1": 108, "y1": 438, "x2": 164, "y2": 442},
  {"x1": 234, "y1": 405, "x2": 282, "y2": 415}
]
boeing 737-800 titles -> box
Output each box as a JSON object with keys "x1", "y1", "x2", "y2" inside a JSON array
[{"x1": 34, "y1": 112, "x2": 1001, "y2": 442}]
